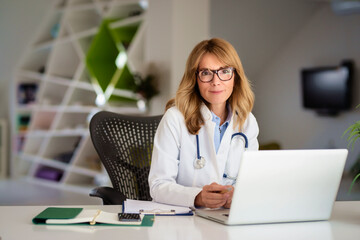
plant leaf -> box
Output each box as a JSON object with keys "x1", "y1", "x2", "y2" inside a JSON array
[{"x1": 348, "y1": 173, "x2": 360, "y2": 195}]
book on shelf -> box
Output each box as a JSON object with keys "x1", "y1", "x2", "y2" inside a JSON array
[
  {"x1": 32, "y1": 207, "x2": 154, "y2": 227},
  {"x1": 35, "y1": 167, "x2": 64, "y2": 182},
  {"x1": 17, "y1": 115, "x2": 31, "y2": 132},
  {"x1": 17, "y1": 83, "x2": 38, "y2": 105}
]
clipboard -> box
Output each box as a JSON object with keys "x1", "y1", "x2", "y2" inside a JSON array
[{"x1": 123, "y1": 199, "x2": 193, "y2": 216}]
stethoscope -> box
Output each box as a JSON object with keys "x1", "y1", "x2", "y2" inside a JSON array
[{"x1": 193, "y1": 132, "x2": 249, "y2": 172}]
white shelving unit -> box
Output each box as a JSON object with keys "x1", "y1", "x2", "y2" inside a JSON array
[{"x1": 12, "y1": 0, "x2": 148, "y2": 194}]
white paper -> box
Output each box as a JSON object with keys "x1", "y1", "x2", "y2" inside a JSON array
[
  {"x1": 124, "y1": 199, "x2": 192, "y2": 215},
  {"x1": 46, "y1": 209, "x2": 143, "y2": 225}
]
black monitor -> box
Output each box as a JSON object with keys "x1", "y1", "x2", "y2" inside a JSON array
[{"x1": 301, "y1": 60, "x2": 354, "y2": 116}]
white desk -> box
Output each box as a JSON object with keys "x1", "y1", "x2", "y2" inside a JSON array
[{"x1": 1, "y1": 201, "x2": 359, "y2": 240}]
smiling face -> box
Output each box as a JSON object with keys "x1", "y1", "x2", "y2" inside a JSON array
[{"x1": 197, "y1": 53, "x2": 234, "y2": 113}]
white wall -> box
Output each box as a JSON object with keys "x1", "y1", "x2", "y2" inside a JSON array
[
  {"x1": 0, "y1": 0, "x2": 53, "y2": 119},
  {"x1": 210, "y1": 0, "x2": 322, "y2": 81},
  {"x1": 0, "y1": 0, "x2": 54, "y2": 176},
  {"x1": 211, "y1": 0, "x2": 360, "y2": 170},
  {"x1": 146, "y1": 0, "x2": 209, "y2": 115},
  {"x1": 254, "y1": 5, "x2": 360, "y2": 170}
]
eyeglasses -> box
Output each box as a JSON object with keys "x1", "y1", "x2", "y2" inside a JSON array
[{"x1": 196, "y1": 67, "x2": 235, "y2": 83}]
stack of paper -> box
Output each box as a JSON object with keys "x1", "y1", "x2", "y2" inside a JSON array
[{"x1": 123, "y1": 199, "x2": 193, "y2": 215}]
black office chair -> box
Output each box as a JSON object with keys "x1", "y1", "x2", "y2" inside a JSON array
[{"x1": 89, "y1": 111, "x2": 162, "y2": 205}]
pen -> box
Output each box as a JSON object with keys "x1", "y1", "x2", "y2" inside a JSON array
[{"x1": 90, "y1": 210, "x2": 101, "y2": 225}]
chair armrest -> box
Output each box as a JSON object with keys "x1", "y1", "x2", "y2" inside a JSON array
[{"x1": 89, "y1": 186, "x2": 127, "y2": 205}]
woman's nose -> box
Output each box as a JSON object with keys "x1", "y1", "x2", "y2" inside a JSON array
[{"x1": 211, "y1": 73, "x2": 221, "y2": 85}]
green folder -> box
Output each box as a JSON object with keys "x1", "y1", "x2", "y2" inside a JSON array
[{"x1": 32, "y1": 207, "x2": 154, "y2": 227}]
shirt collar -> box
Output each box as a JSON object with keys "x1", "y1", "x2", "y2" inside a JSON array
[{"x1": 201, "y1": 103, "x2": 232, "y2": 125}]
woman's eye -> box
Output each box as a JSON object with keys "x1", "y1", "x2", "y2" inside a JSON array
[
  {"x1": 201, "y1": 70, "x2": 212, "y2": 76},
  {"x1": 221, "y1": 68, "x2": 231, "y2": 74}
]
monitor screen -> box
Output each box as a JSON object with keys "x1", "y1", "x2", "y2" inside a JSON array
[{"x1": 301, "y1": 61, "x2": 353, "y2": 115}]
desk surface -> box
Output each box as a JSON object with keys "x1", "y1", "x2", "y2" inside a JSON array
[{"x1": 1, "y1": 201, "x2": 359, "y2": 240}]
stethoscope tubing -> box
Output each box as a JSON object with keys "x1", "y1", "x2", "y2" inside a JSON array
[
  {"x1": 194, "y1": 132, "x2": 248, "y2": 169},
  {"x1": 196, "y1": 135, "x2": 201, "y2": 160},
  {"x1": 231, "y1": 132, "x2": 248, "y2": 149}
]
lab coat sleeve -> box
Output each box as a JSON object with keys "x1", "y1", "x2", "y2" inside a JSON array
[
  {"x1": 243, "y1": 112, "x2": 259, "y2": 151},
  {"x1": 148, "y1": 108, "x2": 202, "y2": 207}
]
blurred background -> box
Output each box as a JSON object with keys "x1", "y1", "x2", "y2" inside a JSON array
[{"x1": 0, "y1": 0, "x2": 359, "y2": 204}]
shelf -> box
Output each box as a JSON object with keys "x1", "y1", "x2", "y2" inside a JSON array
[
  {"x1": 47, "y1": 41, "x2": 80, "y2": 79},
  {"x1": 33, "y1": 9, "x2": 63, "y2": 46},
  {"x1": 26, "y1": 129, "x2": 87, "y2": 137},
  {"x1": 53, "y1": 111, "x2": 90, "y2": 130},
  {"x1": 71, "y1": 165, "x2": 102, "y2": 177},
  {"x1": 21, "y1": 136, "x2": 44, "y2": 156},
  {"x1": 44, "y1": 135, "x2": 82, "y2": 155},
  {"x1": 66, "y1": 87, "x2": 98, "y2": 107},
  {"x1": 19, "y1": 153, "x2": 42, "y2": 164},
  {"x1": 14, "y1": 136, "x2": 26, "y2": 153},
  {"x1": 40, "y1": 83, "x2": 69, "y2": 106},
  {"x1": 67, "y1": 0, "x2": 94, "y2": 9},
  {"x1": 62, "y1": 105, "x2": 96, "y2": 113},
  {"x1": 20, "y1": 47, "x2": 51, "y2": 73},
  {"x1": 66, "y1": 7, "x2": 101, "y2": 34},
  {"x1": 104, "y1": 1, "x2": 145, "y2": 19},
  {"x1": 37, "y1": 156, "x2": 70, "y2": 170},
  {"x1": 73, "y1": 35, "x2": 95, "y2": 59},
  {"x1": 72, "y1": 136, "x2": 101, "y2": 171},
  {"x1": 17, "y1": 104, "x2": 63, "y2": 113},
  {"x1": 76, "y1": 81, "x2": 94, "y2": 91},
  {"x1": 12, "y1": 0, "x2": 148, "y2": 195},
  {"x1": 28, "y1": 110, "x2": 56, "y2": 131},
  {"x1": 45, "y1": 74, "x2": 73, "y2": 86},
  {"x1": 15, "y1": 70, "x2": 43, "y2": 81}
]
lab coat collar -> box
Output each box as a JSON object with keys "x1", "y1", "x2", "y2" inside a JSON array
[
  {"x1": 200, "y1": 104, "x2": 212, "y2": 121},
  {"x1": 200, "y1": 103, "x2": 234, "y2": 125}
]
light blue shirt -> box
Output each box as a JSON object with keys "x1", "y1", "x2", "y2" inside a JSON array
[{"x1": 211, "y1": 109, "x2": 231, "y2": 153}]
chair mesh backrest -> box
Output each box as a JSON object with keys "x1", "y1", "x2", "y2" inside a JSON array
[{"x1": 90, "y1": 111, "x2": 162, "y2": 200}]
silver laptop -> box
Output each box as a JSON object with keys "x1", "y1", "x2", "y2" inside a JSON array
[{"x1": 195, "y1": 149, "x2": 348, "y2": 225}]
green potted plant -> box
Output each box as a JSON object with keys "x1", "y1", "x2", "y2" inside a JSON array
[{"x1": 343, "y1": 104, "x2": 360, "y2": 194}]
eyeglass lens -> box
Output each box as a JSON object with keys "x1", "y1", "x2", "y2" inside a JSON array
[{"x1": 198, "y1": 68, "x2": 234, "y2": 82}]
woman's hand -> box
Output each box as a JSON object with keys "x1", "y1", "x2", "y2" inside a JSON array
[{"x1": 194, "y1": 182, "x2": 234, "y2": 208}]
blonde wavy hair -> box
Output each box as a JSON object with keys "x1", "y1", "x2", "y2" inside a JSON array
[{"x1": 166, "y1": 38, "x2": 254, "y2": 135}]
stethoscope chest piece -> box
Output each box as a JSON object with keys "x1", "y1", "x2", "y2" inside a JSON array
[{"x1": 194, "y1": 156, "x2": 206, "y2": 169}]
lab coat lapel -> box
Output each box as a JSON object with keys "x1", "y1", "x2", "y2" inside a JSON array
[
  {"x1": 200, "y1": 105, "x2": 222, "y2": 181},
  {"x1": 218, "y1": 113, "x2": 235, "y2": 153}
]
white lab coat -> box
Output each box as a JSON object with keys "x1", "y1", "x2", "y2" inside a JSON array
[{"x1": 148, "y1": 104, "x2": 259, "y2": 207}]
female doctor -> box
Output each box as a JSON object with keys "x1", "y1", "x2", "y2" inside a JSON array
[{"x1": 148, "y1": 38, "x2": 259, "y2": 208}]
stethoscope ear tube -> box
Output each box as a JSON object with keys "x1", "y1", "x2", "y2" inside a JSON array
[{"x1": 231, "y1": 132, "x2": 248, "y2": 149}]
